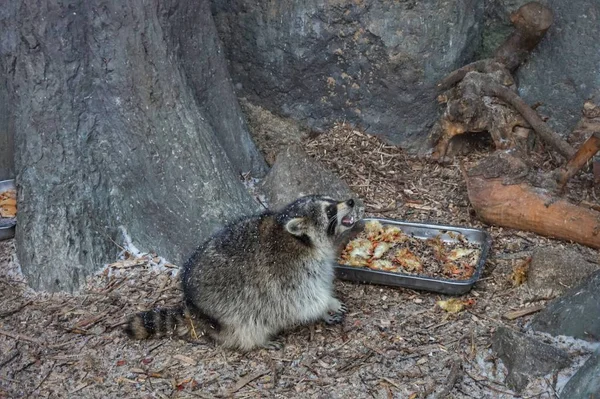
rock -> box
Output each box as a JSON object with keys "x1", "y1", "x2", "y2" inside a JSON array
[
  {"x1": 261, "y1": 145, "x2": 361, "y2": 211},
  {"x1": 492, "y1": 327, "x2": 570, "y2": 392},
  {"x1": 240, "y1": 99, "x2": 308, "y2": 166},
  {"x1": 528, "y1": 246, "x2": 599, "y2": 296},
  {"x1": 531, "y1": 270, "x2": 600, "y2": 342},
  {"x1": 0, "y1": 0, "x2": 263, "y2": 292},
  {"x1": 515, "y1": 0, "x2": 600, "y2": 137},
  {"x1": 560, "y1": 348, "x2": 600, "y2": 399},
  {"x1": 212, "y1": 0, "x2": 485, "y2": 150}
]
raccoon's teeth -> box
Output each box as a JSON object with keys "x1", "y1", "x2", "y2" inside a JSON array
[{"x1": 341, "y1": 215, "x2": 355, "y2": 226}]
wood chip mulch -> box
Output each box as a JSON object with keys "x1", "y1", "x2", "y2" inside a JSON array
[{"x1": 1, "y1": 123, "x2": 598, "y2": 399}]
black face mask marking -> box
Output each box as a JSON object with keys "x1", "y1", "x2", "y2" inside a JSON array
[{"x1": 326, "y1": 203, "x2": 337, "y2": 236}]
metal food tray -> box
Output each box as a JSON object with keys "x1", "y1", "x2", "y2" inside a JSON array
[
  {"x1": 335, "y1": 217, "x2": 492, "y2": 295},
  {"x1": 0, "y1": 179, "x2": 16, "y2": 241}
]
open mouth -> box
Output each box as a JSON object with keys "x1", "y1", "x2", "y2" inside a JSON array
[{"x1": 341, "y1": 215, "x2": 355, "y2": 227}]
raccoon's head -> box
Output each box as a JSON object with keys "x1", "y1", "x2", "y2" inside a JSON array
[{"x1": 278, "y1": 195, "x2": 362, "y2": 247}]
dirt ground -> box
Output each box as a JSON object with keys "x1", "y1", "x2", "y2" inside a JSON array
[{"x1": 1, "y1": 123, "x2": 599, "y2": 399}]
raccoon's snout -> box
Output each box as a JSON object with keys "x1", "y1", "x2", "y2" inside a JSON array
[{"x1": 340, "y1": 199, "x2": 358, "y2": 227}]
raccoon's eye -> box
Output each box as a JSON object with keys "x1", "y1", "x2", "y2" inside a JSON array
[
  {"x1": 325, "y1": 204, "x2": 337, "y2": 222},
  {"x1": 325, "y1": 204, "x2": 337, "y2": 236}
]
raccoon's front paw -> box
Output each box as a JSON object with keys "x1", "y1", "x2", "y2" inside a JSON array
[
  {"x1": 323, "y1": 312, "x2": 344, "y2": 325},
  {"x1": 328, "y1": 298, "x2": 348, "y2": 315},
  {"x1": 323, "y1": 299, "x2": 347, "y2": 325}
]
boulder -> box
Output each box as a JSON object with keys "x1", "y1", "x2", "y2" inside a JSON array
[
  {"x1": 527, "y1": 246, "x2": 599, "y2": 296},
  {"x1": 515, "y1": 0, "x2": 600, "y2": 137},
  {"x1": 560, "y1": 348, "x2": 600, "y2": 399},
  {"x1": 492, "y1": 326, "x2": 570, "y2": 392},
  {"x1": 261, "y1": 145, "x2": 361, "y2": 211},
  {"x1": 240, "y1": 99, "x2": 308, "y2": 166},
  {"x1": 531, "y1": 270, "x2": 600, "y2": 341},
  {"x1": 0, "y1": 0, "x2": 263, "y2": 292},
  {"x1": 212, "y1": 0, "x2": 485, "y2": 150}
]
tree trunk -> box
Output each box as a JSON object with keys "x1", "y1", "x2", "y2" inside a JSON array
[
  {"x1": 0, "y1": 70, "x2": 13, "y2": 181},
  {"x1": 0, "y1": 0, "x2": 265, "y2": 292}
]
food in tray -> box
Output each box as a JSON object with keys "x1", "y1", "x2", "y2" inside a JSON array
[
  {"x1": 339, "y1": 221, "x2": 481, "y2": 280},
  {"x1": 0, "y1": 189, "x2": 17, "y2": 219},
  {"x1": 393, "y1": 247, "x2": 423, "y2": 272}
]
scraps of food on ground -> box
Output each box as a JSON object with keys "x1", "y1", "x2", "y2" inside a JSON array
[
  {"x1": 0, "y1": 189, "x2": 16, "y2": 218},
  {"x1": 339, "y1": 220, "x2": 481, "y2": 280}
]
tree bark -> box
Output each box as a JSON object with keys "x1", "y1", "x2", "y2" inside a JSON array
[
  {"x1": 0, "y1": 70, "x2": 13, "y2": 181},
  {"x1": 0, "y1": 0, "x2": 264, "y2": 292}
]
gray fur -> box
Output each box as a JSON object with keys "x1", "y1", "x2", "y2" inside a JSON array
[{"x1": 126, "y1": 195, "x2": 361, "y2": 351}]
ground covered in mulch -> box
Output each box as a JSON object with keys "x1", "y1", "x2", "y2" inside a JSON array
[{"x1": 1, "y1": 122, "x2": 599, "y2": 399}]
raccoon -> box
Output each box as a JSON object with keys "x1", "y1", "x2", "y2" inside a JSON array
[{"x1": 125, "y1": 195, "x2": 361, "y2": 351}]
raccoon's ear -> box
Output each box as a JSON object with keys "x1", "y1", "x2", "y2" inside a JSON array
[{"x1": 285, "y1": 217, "x2": 308, "y2": 236}]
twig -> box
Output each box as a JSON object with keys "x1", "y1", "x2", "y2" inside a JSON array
[
  {"x1": 0, "y1": 300, "x2": 33, "y2": 318},
  {"x1": 69, "y1": 382, "x2": 92, "y2": 395},
  {"x1": 436, "y1": 359, "x2": 461, "y2": 398},
  {"x1": 464, "y1": 368, "x2": 516, "y2": 396},
  {"x1": 0, "y1": 329, "x2": 43, "y2": 345},
  {"x1": 502, "y1": 304, "x2": 545, "y2": 320},
  {"x1": 0, "y1": 350, "x2": 19, "y2": 370},
  {"x1": 225, "y1": 370, "x2": 269, "y2": 396},
  {"x1": 338, "y1": 350, "x2": 374, "y2": 373},
  {"x1": 27, "y1": 361, "x2": 55, "y2": 397}
]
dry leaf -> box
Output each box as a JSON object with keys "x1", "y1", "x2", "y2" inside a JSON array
[
  {"x1": 173, "y1": 354, "x2": 197, "y2": 366},
  {"x1": 437, "y1": 298, "x2": 465, "y2": 313},
  {"x1": 510, "y1": 257, "x2": 531, "y2": 287}
]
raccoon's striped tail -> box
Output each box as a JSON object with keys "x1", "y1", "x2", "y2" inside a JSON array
[{"x1": 125, "y1": 307, "x2": 191, "y2": 340}]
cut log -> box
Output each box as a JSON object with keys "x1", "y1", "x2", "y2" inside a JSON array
[
  {"x1": 465, "y1": 163, "x2": 600, "y2": 249},
  {"x1": 555, "y1": 132, "x2": 600, "y2": 191}
]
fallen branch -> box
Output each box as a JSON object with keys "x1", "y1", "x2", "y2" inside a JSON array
[
  {"x1": 555, "y1": 131, "x2": 600, "y2": 190},
  {"x1": 482, "y1": 82, "x2": 575, "y2": 159},
  {"x1": 437, "y1": 59, "x2": 506, "y2": 91},
  {"x1": 438, "y1": 2, "x2": 553, "y2": 91},
  {"x1": 493, "y1": 2, "x2": 554, "y2": 71}
]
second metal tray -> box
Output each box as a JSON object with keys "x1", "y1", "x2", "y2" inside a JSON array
[
  {"x1": 335, "y1": 217, "x2": 492, "y2": 295},
  {"x1": 0, "y1": 179, "x2": 16, "y2": 241}
]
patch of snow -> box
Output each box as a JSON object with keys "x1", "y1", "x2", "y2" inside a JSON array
[
  {"x1": 240, "y1": 175, "x2": 269, "y2": 209},
  {"x1": 471, "y1": 330, "x2": 599, "y2": 398},
  {"x1": 96, "y1": 226, "x2": 179, "y2": 280}
]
